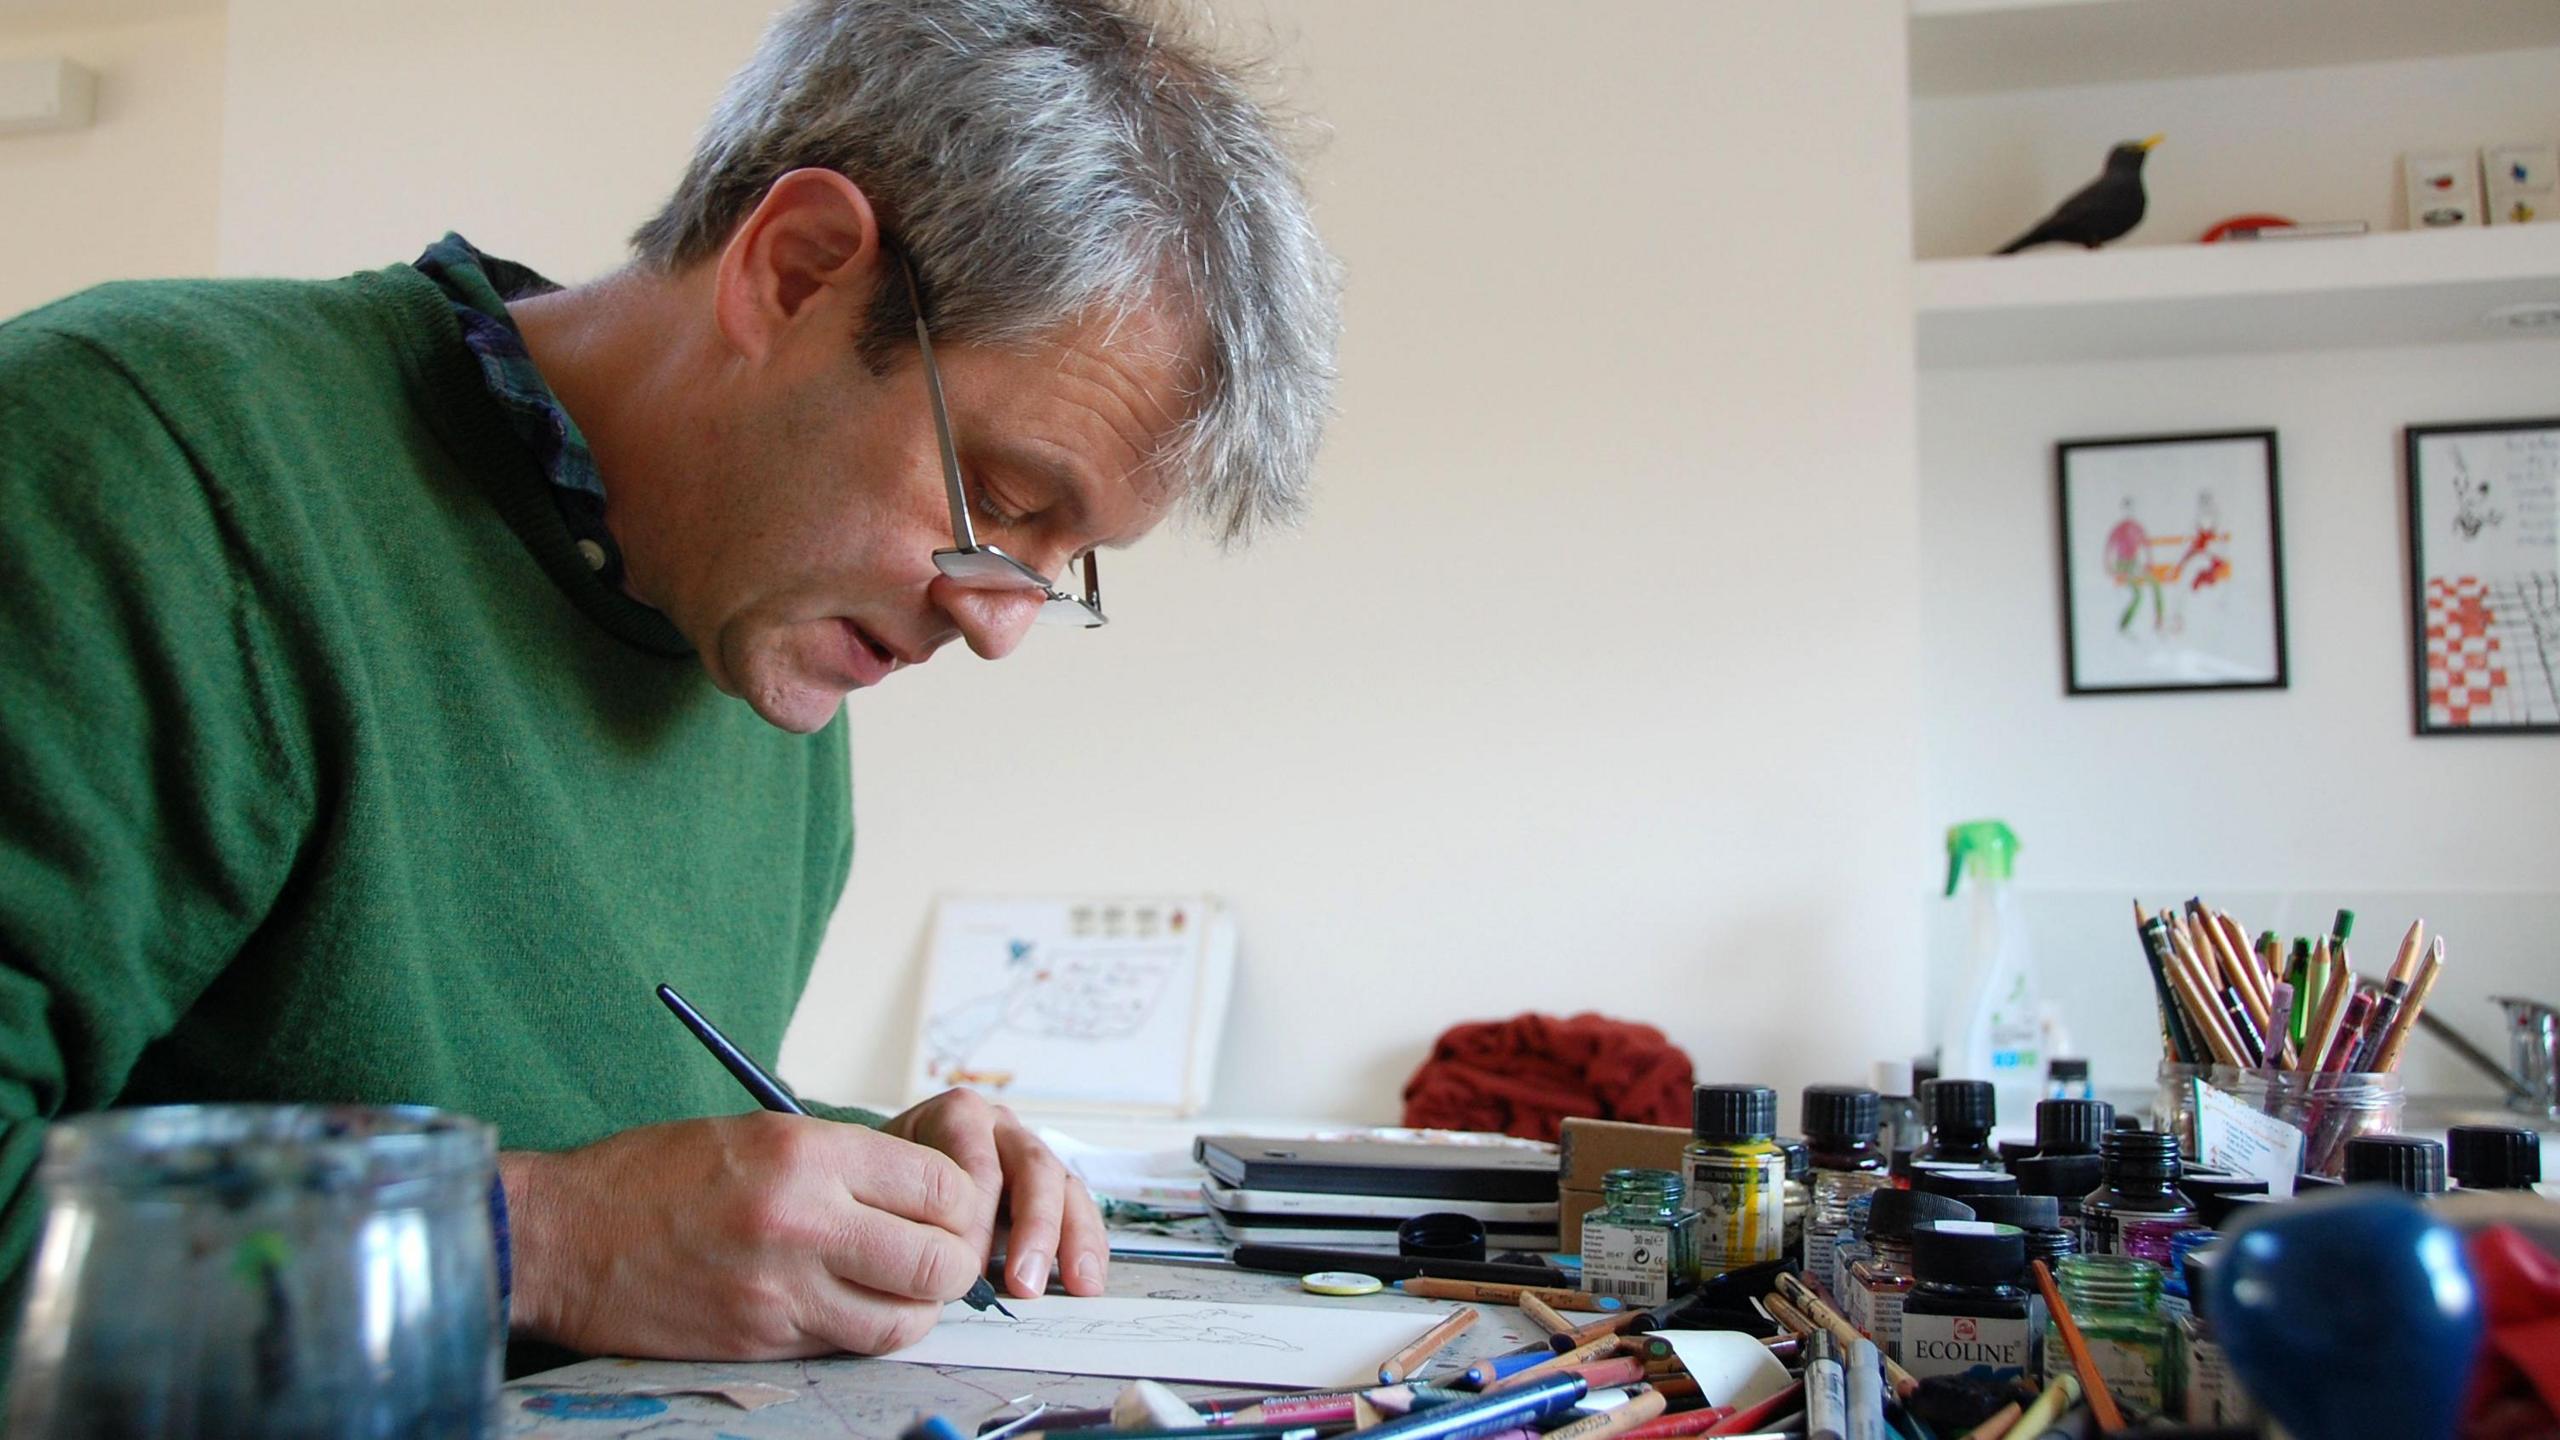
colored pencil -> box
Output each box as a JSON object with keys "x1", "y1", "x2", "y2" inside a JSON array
[
  {"x1": 1958, "y1": 1403, "x2": 2021, "y2": 1440},
  {"x1": 1356, "y1": 1373, "x2": 1591, "y2": 1440},
  {"x1": 1703, "y1": 1384, "x2": 1804, "y2": 1436},
  {"x1": 1774, "y1": 1274, "x2": 1918, "y2": 1398},
  {"x1": 2011, "y1": 1376, "x2": 2079, "y2": 1435},
  {"x1": 1519, "y1": 1292, "x2": 1576, "y2": 1338},
  {"x1": 1399, "y1": 1279, "x2": 1623, "y2": 1312},
  {"x1": 1381, "y1": 1306, "x2": 1479, "y2": 1385},
  {"x1": 1620, "y1": 1409, "x2": 1735, "y2": 1440},
  {"x1": 1539, "y1": 1387, "x2": 1667, "y2": 1440},
  {"x1": 2370, "y1": 939, "x2": 2444, "y2": 1075},
  {"x1": 2295, "y1": 944, "x2": 2352, "y2": 1074},
  {"x1": 2031, "y1": 1259, "x2": 2122, "y2": 1434},
  {"x1": 1486, "y1": 1337, "x2": 1619, "y2": 1392}
]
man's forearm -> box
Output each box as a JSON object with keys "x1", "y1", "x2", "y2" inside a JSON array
[{"x1": 497, "y1": 1149, "x2": 565, "y2": 1342}]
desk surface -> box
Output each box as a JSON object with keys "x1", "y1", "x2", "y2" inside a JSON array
[{"x1": 503, "y1": 1260, "x2": 1542, "y2": 1440}]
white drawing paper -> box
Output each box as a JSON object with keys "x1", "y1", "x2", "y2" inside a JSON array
[
  {"x1": 907, "y1": 895, "x2": 1237, "y2": 1113},
  {"x1": 881, "y1": 1295, "x2": 1441, "y2": 1389},
  {"x1": 1652, "y1": 1330, "x2": 1792, "y2": 1409}
]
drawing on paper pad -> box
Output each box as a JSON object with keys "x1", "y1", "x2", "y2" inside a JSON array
[
  {"x1": 883, "y1": 1295, "x2": 1439, "y2": 1389},
  {"x1": 2410, "y1": 418, "x2": 2560, "y2": 733},
  {"x1": 907, "y1": 897, "x2": 1236, "y2": 1113}
]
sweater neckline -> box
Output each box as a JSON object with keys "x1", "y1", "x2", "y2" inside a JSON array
[{"x1": 364, "y1": 263, "x2": 694, "y2": 659}]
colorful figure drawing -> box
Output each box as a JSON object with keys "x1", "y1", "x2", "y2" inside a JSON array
[
  {"x1": 2104, "y1": 493, "x2": 2234, "y2": 635},
  {"x1": 920, "y1": 938, "x2": 1180, "y2": 1088}
]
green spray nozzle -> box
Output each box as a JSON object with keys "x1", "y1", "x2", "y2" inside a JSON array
[{"x1": 1944, "y1": 819, "x2": 2021, "y2": 896}]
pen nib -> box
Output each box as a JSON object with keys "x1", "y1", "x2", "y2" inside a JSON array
[{"x1": 993, "y1": 1299, "x2": 1018, "y2": 1320}]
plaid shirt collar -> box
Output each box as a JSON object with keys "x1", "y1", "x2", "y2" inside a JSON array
[{"x1": 412, "y1": 232, "x2": 625, "y2": 587}]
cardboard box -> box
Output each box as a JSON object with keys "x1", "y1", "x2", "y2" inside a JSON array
[
  {"x1": 1557, "y1": 1118, "x2": 1692, "y2": 1252},
  {"x1": 2404, "y1": 149, "x2": 2482, "y2": 228},
  {"x1": 1558, "y1": 1116, "x2": 1693, "y2": 1189},
  {"x1": 2485, "y1": 141, "x2": 2558, "y2": 225}
]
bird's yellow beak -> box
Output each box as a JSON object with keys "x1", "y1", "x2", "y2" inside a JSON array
[{"x1": 2138, "y1": 134, "x2": 2165, "y2": 151}]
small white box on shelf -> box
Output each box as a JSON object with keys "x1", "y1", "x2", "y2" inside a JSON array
[
  {"x1": 2483, "y1": 142, "x2": 2558, "y2": 225},
  {"x1": 2402, "y1": 149, "x2": 2483, "y2": 229}
]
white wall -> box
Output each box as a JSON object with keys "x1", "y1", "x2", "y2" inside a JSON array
[
  {"x1": 0, "y1": 9, "x2": 224, "y2": 318},
  {"x1": 804, "y1": 0, "x2": 1931, "y2": 1118},
  {"x1": 1917, "y1": 336, "x2": 2560, "y2": 1102}
]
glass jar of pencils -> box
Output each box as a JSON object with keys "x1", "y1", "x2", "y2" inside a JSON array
[{"x1": 2151, "y1": 1063, "x2": 2403, "y2": 1180}]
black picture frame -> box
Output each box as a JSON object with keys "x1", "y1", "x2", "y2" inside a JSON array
[
  {"x1": 2056, "y1": 430, "x2": 2288, "y2": 696},
  {"x1": 2405, "y1": 417, "x2": 2560, "y2": 736}
]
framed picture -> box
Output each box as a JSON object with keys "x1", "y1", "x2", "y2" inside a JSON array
[
  {"x1": 2057, "y1": 430, "x2": 2288, "y2": 695},
  {"x1": 2406, "y1": 417, "x2": 2560, "y2": 735}
]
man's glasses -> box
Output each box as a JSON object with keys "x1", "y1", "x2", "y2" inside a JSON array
[{"x1": 901, "y1": 255, "x2": 1106, "y2": 629}]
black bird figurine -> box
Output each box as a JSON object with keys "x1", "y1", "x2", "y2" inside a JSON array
[{"x1": 1995, "y1": 135, "x2": 2162, "y2": 255}]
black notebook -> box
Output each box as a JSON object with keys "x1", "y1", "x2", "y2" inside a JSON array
[{"x1": 1193, "y1": 1136, "x2": 1559, "y2": 1202}]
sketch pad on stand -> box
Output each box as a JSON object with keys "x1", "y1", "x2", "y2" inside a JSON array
[
  {"x1": 907, "y1": 896, "x2": 1236, "y2": 1114},
  {"x1": 883, "y1": 1295, "x2": 1443, "y2": 1389}
]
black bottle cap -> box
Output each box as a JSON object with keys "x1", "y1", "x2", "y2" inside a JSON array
[
  {"x1": 2448, "y1": 1125, "x2": 2543, "y2": 1190},
  {"x1": 2009, "y1": 1152, "x2": 2104, "y2": 1200},
  {"x1": 1921, "y1": 1078, "x2": 1996, "y2": 1136},
  {"x1": 1911, "y1": 1220, "x2": 2028, "y2": 1288},
  {"x1": 2293, "y1": 1173, "x2": 2343, "y2": 1191},
  {"x1": 2047, "y1": 1057, "x2": 2091, "y2": 1082},
  {"x1": 2102, "y1": 1128, "x2": 2183, "y2": 1181},
  {"x1": 2035, "y1": 1099, "x2": 2115, "y2": 1156},
  {"x1": 1778, "y1": 1137, "x2": 1810, "y2": 1182},
  {"x1": 2343, "y1": 1134, "x2": 2447, "y2": 1195},
  {"x1": 1693, "y1": 1084, "x2": 1778, "y2": 1142},
  {"x1": 1867, "y1": 1188, "x2": 1977, "y2": 1240},
  {"x1": 2177, "y1": 1173, "x2": 2270, "y2": 1212},
  {"x1": 1963, "y1": 1193, "x2": 2062, "y2": 1231},
  {"x1": 1997, "y1": 1140, "x2": 2039, "y2": 1169},
  {"x1": 2198, "y1": 1190, "x2": 2279, "y2": 1231},
  {"x1": 1802, "y1": 1085, "x2": 1880, "y2": 1143},
  {"x1": 2114, "y1": 1114, "x2": 2145, "y2": 1130},
  {"x1": 1911, "y1": 1167, "x2": 2021, "y2": 1201}
]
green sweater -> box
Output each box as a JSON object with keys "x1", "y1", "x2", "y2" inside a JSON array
[{"x1": 0, "y1": 268, "x2": 860, "y2": 1315}]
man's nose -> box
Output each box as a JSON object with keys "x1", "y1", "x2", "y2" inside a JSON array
[{"x1": 929, "y1": 576, "x2": 1044, "y2": 660}]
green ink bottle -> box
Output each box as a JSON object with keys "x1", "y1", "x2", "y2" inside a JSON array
[
  {"x1": 1579, "y1": 1167, "x2": 1700, "y2": 1307},
  {"x1": 2043, "y1": 1254, "x2": 2173, "y2": 1415}
]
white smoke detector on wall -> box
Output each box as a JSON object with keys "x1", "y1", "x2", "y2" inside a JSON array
[{"x1": 0, "y1": 56, "x2": 98, "y2": 136}]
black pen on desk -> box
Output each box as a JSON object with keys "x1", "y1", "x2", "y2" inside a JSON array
[{"x1": 654, "y1": 982, "x2": 1016, "y2": 1319}]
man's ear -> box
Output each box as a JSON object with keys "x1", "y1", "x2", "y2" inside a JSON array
[{"x1": 711, "y1": 167, "x2": 883, "y2": 364}]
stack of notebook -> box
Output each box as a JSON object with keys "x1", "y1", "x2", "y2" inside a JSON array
[{"x1": 1193, "y1": 1136, "x2": 1562, "y2": 1252}]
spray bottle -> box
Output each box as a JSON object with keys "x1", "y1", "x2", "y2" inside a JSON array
[{"x1": 1940, "y1": 820, "x2": 2042, "y2": 1135}]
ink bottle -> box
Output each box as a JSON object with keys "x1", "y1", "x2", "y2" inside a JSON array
[
  {"x1": 1845, "y1": 1188, "x2": 1974, "y2": 1361},
  {"x1": 2342, "y1": 1134, "x2": 2447, "y2": 1197},
  {"x1": 2448, "y1": 1124, "x2": 2543, "y2": 1192},
  {"x1": 2176, "y1": 1245, "x2": 2256, "y2": 1426},
  {"x1": 1968, "y1": 1193, "x2": 2064, "y2": 1356},
  {"x1": 2080, "y1": 1129, "x2": 2195, "y2": 1258},
  {"x1": 1872, "y1": 1061, "x2": 1928, "y2": 1157},
  {"x1": 2010, "y1": 1152, "x2": 2103, "y2": 1253},
  {"x1": 2172, "y1": 1167, "x2": 2267, "y2": 1219},
  {"x1": 1579, "y1": 1167, "x2": 1700, "y2": 1307},
  {"x1": 1910, "y1": 1167, "x2": 2017, "y2": 1203},
  {"x1": 2157, "y1": 1226, "x2": 2217, "y2": 1326},
  {"x1": 2032, "y1": 1098, "x2": 2112, "y2": 1158},
  {"x1": 1800, "y1": 1085, "x2": 1890, "y2": 1300},
  {"x1": 1914, "y1": 1079, "x2": 1998, "y2": 1171},
  {"x1": 1684, "y1": 1084, "x2": 1786, "y2": 1278},
  {"x1": 1829, "y1": 1188, "x2": 1878, "y2": 1301},
  {"x1": 1777, "y1": 1137, "x2": 1811, "y2": 1266},
  {"x1": 2042, "y1": 1254, "x2": 2171, "y2": 1416},
  {"x1": 1901, "y1": 1220, "x2": 2035, "y2": 1385}
]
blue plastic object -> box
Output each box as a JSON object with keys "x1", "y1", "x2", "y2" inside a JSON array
[{"x1": 2207, "y1": 1187, "x2": 2484, "y2": 1440}]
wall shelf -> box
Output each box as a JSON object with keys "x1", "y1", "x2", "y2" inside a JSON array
[
  {"x1": 1911, "y1": 0, "x2": 2560, "y2": 97},
  {"x1": 1914, "y1": 224, "x2": 2560, "y2": 368}
]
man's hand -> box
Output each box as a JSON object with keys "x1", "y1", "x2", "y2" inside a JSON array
[
  {"x1": 501, "y1": 1113, "x2": 984, "y2": 1359},
  {"x1": 880, "y1": 1088, "x2": 1109, "y2": 1301}
]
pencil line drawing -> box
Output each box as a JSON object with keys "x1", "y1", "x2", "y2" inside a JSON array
[
  {"x1": 937, "y1": 1307, "x2": 1300, "y2": 1352},
  {"x1": 921, "y1": 938, "x2": 1184, "y2": 1084}
]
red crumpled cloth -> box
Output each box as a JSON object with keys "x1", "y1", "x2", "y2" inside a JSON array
[
  {"x1": 1400, "y1": 1012, "x2": 1695, "y2": 1142},
  {"x1": 2466, "y1": 1224, "x2": 2560, "y2": 1440}
]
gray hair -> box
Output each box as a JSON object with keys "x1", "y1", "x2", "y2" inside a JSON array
[{"x1": 630, "y1": 0, "x2": 1340, "y2": 544}]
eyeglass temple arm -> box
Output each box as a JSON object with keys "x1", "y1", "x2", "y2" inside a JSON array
[{"x1": 900, "y1": 255, "x2": 978, "y2": 550}]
